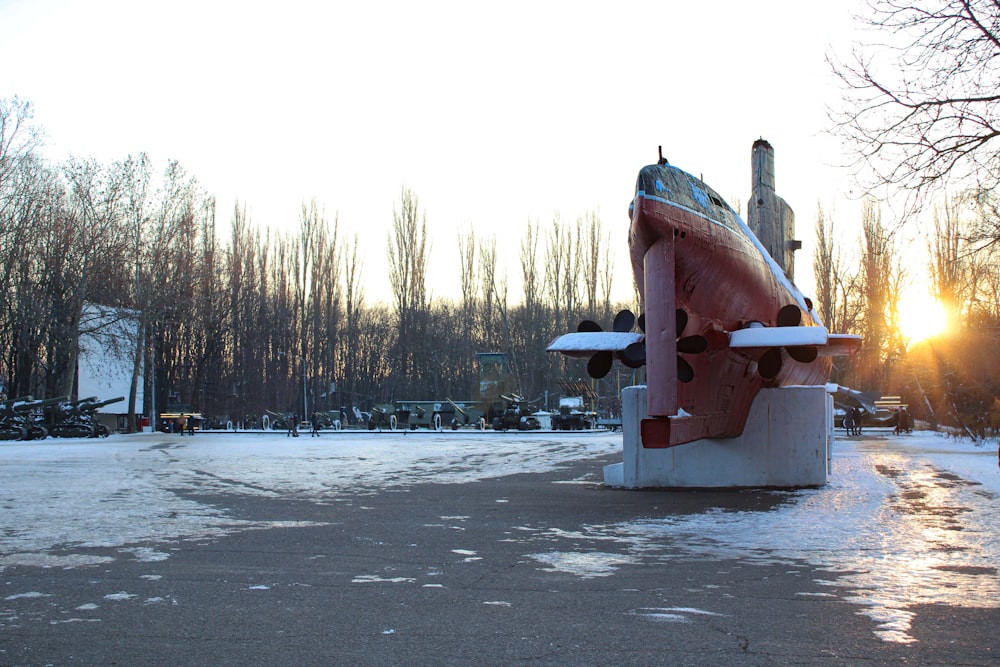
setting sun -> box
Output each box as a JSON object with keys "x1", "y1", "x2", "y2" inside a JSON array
[{"x1": 897, "y1": 291, "x2": 949, "y2": 344}]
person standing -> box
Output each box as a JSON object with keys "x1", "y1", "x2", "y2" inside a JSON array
[{"x1": 311, "y1": 413, "x2": 320, "y2": 437}]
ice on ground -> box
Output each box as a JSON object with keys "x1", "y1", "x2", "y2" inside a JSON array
[
  {"x1": 529, "y1": 431, "x2": 1000, "y2": 644},
  {"x1": 1, "y1": 428, "x2": 997, "y2": 645}
]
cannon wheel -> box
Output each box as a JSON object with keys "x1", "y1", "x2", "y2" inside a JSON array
[
  {"x1": 433, "y1": 413, "x2": 442, "y2": 431},
  {"x1": 389, "y1": 414, "x2": 397, "y2": 431},
  {"x1": 2, "y1": 425, "x2": 28, "y2": 441},
  {"x1": 3, "y1": 425, "x2": 28, "y2": 441}
]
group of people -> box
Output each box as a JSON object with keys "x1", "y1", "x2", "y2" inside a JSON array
[
  {"x1": 170, "y1": 415, "x2": 198, "y2": 435},
  {"x1": 893, "y1": 407, "x2": 913, "y2": 435},
  {"x1": 842, "y1": 406, "x2": 864, "y2": 436},
  {"x1": 286, "y1": 413, "x2": 323, "y2": 437},
  {"x1": 842, "y1": 405, "x2": 914, "y2": 436}
]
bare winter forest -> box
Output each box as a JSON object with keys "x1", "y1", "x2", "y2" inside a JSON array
[
  {"x1": 0, "y1": 97, "x2": 638, "y2": 430},
  {"x1": 6, "y1": 27, "x2": 1000, "y2": 439}
]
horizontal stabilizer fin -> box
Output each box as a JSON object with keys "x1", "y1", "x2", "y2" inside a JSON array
[
  {"x1": 729, "y1": 326, "x2": 828, "y2": 348},
  {"x1": 729, "y1": 326, "x2": 861, "y2": 357},
  {"x1": 547, "y1": 331, "x2": 644, "y2": 355},
  {"x1": 818, "y1": 333, "x2": 863, "y2": 357}
]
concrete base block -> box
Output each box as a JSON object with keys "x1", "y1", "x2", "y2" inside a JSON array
[{"x1": 604, "y1": 385, "x2": 832, "y2": 489}]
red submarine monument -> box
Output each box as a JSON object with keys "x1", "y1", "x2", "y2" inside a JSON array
[{"x1": 548, "y1": 140, "x2": 860, "y2": 487}]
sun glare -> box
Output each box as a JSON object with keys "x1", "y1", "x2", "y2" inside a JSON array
[{"x1": 897, "y1": 291, "x2": 949, "y2": 344}]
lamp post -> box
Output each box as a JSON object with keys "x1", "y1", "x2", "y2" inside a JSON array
[{"x1": 301, "y1": 355, "x2": 308, "y2": 423}]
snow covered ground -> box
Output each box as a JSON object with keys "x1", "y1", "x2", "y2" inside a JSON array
[{"x1": 1, "y1": 427, "x2": 997, "y2": 645}]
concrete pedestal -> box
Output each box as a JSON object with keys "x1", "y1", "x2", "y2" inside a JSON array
[{"x1": 604, "y1": 385, "x2": 833, "y2": 489}]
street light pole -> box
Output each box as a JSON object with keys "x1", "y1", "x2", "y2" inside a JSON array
[{"x1": 302, "y1": 356, "x2": 308, "y2": 422}]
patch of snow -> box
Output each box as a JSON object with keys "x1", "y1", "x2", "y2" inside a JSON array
[
  {"x1": 4, "y1": 591, "x2": 50, "y2": 600},
  {"x1": 103, "y1": 592, "x2": 136, "y2": 601},
  {"x1": 351, "y1": 575, "x2": 415, "y2": 584},
  {"x1": 527, "y1": 551, "x2": 636, "y2": 578}
]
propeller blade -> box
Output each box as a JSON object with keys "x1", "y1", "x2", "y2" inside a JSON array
[
  {"x1": 677, "y1": 335, "x2": 708, "y2": 354},
  {"x1": 621, "y1": 341, "x2": 646, "y2": 368},
  {"x1": 758, "y1": 347, "x2": 783, "y2": 379},
  {"x1": 787, "y1": 345, "x2": 818, "y2": 363},
  {"x1": 637, "y1": 313, "x2": 646, "y2": 333},
  {"x1": 676, "y1": 308, "x2": 688, "y2": 335},
  {"x1": 613, "y1": 309, "x2": 636, "y2": 333},
  {"x1": 578, "y1": 320, "x2": 602, "y2": 332},
  {"x1": 587, "y1": 351, "x2": 613, "y2": 378},
  {"x1": 777, "y1": 304, "x2": 802, "y2": 327},
  {"x1": 677, "y1": 356, "x2": 695, "y2": 383}
]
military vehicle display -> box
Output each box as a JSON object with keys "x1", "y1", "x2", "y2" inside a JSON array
[
  {"x1": 551, "y1": 396, "x2": 596, "y2": 430},
  {"x1": 48, "y1": 396, "x2": 124, "y2": 438},
  {"x1": 361, "y1": 353, "x2": 545, "y2": 431},
  {"x1": 0, "y1": 395, "x2": 65, "y2": 440}
]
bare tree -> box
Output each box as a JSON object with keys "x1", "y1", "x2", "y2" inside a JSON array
[
  {"x1": 123, "y1": 153, "x2": 151, "y2": 430},
  {"x1": 388, "y1": 188, "x2": 429, "y2": 320},
  {"x1": 855, "y1": 198, "x2": 906, "y2": 388},
  {"x1": 387, "y1": 187, "x2": 429, "y2": 396},
  {"x1": 830, "y1": 0, "x2": 1000, "y2": 218},
  {"x1": 479, "y1": 235, "x2": 499, "y2": 349},
  {"x1": 0, "y1": 97, "x2": 45, "y2": 220},
  {"x1": 457, "y1": 223, "x2": 477, "y2": 313},
  {"x1": 55, "y1": 156, "x2": 133, "y2": 397},
  {"x1": 579, "y1": 210, "x2": 613, "y2": 319},
  {"x1": 812, "y1": 202, "x2": 857, "y2": 333},
  {"x1": 929, "y1": 195, "x2": 974, "y2": 324},
  {"x1": 341, "y1": 232, "x2": 366, "y2": 414}
]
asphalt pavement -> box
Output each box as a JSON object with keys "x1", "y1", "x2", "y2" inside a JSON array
[{"x1": 1, "y1": 433, "x2": 997, "y2": 666}]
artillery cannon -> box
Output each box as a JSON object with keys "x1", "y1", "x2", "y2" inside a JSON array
[
  {"x1": 0, "y1": 395, "x2": 67, "y2": 440},
  {"x1": 263, "y1": 409, "x2": 294, "y2": 431},
  {"x1": 367, "y1": 405, "x2": 396, "y2": 431},
  {"x1": 446, "y1": 398, "x2": 487, "y2": 430},
  {"x1": 49, "y1": 396, "x2": 123, "y2": 438},
  {"x1": 309, "y1": 410, "x2": 342, "y2": 431},
  {"x1": 488, "y1": 394, "x2": 541, "y2": 431}
]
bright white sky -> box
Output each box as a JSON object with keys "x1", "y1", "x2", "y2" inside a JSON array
[{"x1": 0, "y1": 0, "x2": 868, "y2": 303}]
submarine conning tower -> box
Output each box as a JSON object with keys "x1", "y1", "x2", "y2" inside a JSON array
[{"x1": 748, "y1": 138, "x2": 801, "y2": 280}]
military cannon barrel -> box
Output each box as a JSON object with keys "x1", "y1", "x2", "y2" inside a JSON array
[
  {"x1": 48, "y1": 395, "x2": 116, "y2": 438},
  {"x1": 446, "y1": 398, "x2": 469, "y2": 417},
  {"x1": 0, "y1": 395, "x2": 35, "y2": 414},
  {"x1": 13, "y1": 395, "x2": 67, "y2": 413},
  {"x1": 62, "y1": 396, "x2": 99, "y2": 409},
  {"x1": 48, "y1": 397, "x2": 99, "y2": 421},
  {"x1": 0, "y1": 396, "x2": 64, "y2": 440},
  {"x1": 81, "y1": 396, "x2": 124, "y2": 411}
]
